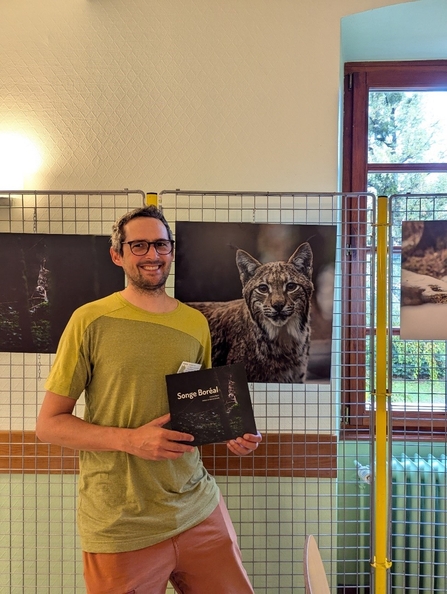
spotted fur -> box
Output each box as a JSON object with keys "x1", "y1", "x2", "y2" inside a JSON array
[{"x1": 188, "y1": 242, "x2": 314, "y2": 383}]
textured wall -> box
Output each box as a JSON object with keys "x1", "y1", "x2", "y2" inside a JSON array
[{"x1": 1, "y1": 0, "x2": 409, "y2": 193}]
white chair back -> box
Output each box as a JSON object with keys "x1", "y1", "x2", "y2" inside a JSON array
[{"x1": 303, "y1": 534, "x2": 331, "y2": 594}]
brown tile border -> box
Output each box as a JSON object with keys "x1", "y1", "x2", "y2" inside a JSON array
[
  {"x1": 0, "y1": 430, "x2": 337, "y2": 478},
  {"x1": 0, "y1": 430, "x2": 79, "y2": 474}
]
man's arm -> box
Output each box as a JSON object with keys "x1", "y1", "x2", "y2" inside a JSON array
[{"x1": 36, "y1": 391, "x2": 195, "y2": 461}]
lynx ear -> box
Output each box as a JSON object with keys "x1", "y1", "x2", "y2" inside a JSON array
[
  {"x1": 236, "y1": 249, "x2": 261, "y2": 286},
  {"x1": 289, "y1": 242, "x2": 313, "y2": 278}
]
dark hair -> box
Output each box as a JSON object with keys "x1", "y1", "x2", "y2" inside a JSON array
[{"x1": 110, "y1": 205, "x2": 173, "y2": 254}]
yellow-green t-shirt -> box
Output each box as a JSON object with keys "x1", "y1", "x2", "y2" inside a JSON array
[{"x1": 45, "y1": 292, "x2": 220, "y2": 553}]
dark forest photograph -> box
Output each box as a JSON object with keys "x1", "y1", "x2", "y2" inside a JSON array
[{"x1": 0, "y1": 234, "x2": 124, "y2": 353}]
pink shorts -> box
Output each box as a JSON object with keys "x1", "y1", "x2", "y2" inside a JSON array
[{"x1": 82, "y1": 496, "x2": 254, "y2": 594}]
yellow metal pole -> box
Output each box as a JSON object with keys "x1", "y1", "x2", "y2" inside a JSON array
[
  {"x1": 146, "y1": 192, "x2": 158, "y2": 206},
  {"x1": 373, "y1": 195, "x2": 391, "y2": 593}
]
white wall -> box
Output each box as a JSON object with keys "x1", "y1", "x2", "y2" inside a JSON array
[
  {"x1": 342, "y1": 0, "x2": 447, "y2": 62},
  {"x1": 1, "y1": 0, "x2": 409, "y2": 194}
]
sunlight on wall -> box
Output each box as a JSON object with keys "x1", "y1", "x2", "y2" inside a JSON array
[{"x1": 0, "y1": 132, "x2": 42, "y2": 190}]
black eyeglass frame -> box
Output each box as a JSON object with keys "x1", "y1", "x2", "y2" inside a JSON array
[{"x1": 122, "y1": 239, "x2": 175, "y2": 256}]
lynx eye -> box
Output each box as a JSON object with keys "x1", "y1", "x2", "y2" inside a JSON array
[
  {"x1": 257, "y1": 284, "x2": 269, "y2": 294},
  {"x1": 286, "y1": 282, "x2": 298, "y2": 291}
]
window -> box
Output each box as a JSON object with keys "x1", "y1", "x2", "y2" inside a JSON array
[{"x1": 342, "y1": 61, "x2": 447, "y2": 437}]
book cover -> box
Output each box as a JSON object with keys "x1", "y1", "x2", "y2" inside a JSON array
[{"x1": 166, "y1": 362, "x2": 257, "y2": 446}]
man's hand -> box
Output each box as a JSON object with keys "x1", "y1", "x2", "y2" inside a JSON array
[
  {"x1": 125, "y1": 413, "x2": 195, "y2": 461},
  {"x1": 226, "y1": 432, "x2": 262, "y2": 456}
]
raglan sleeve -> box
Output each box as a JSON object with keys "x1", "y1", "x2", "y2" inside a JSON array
[
  {"x1": 44, "y1": 308, "x2": 92, "y2": 399},
  {"x1": 181, "y1": 302, "x2": 212, "y2": 370},
  {"x1": 201, "y1": 320, "x2": 212, "y2": 370}
]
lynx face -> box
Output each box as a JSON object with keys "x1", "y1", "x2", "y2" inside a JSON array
[
  {"x1": 187, "y1": 242, "x2": 315, "y2": 383},
  {"x1": 236, "y1": 243, "x2": 314, "y2": 339}
]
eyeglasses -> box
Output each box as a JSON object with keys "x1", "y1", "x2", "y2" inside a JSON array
[{"x1": 122, "y1": 239, "x2": 175, "y2": 256}]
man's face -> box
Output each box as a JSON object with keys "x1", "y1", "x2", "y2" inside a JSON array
[{"x1": 110, "y1": 216, "x2": 174, "y2": 293}]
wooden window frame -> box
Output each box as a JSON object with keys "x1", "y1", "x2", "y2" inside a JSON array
[{"x1": 342, "y1": 60, "x2": 447, "y2": 439}]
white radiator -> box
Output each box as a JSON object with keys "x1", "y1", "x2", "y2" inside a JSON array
[{"x1": 391, "y1": 454, "x2": 447, "y2": 593}]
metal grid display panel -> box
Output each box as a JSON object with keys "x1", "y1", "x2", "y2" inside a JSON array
[
  {"x1": 387, "y1": 194, "x2": 447, "y2": 594},
  {"x1": 160, "y1": 190, "x2": 376, "y2": 594},
  {"x1": 0, "y1": 190, "x2": 145, "y2": 593},
  {"x1": 0, "y1": 189, "x2": 377, "y2": 593},
  {"x1": 323, "y1": 192, "x2": 375, "y2": 594}
]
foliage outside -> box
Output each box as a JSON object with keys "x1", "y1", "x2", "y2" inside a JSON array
[
  {"x1": 367, "y1": 91, "x2": 447, "y2": 407},
  {"x1": 392, "y1": 337, "x2": 446, "y2": 381},
  {"x1": 368, "y1": 91, "x2": 447, "y2": 197}
]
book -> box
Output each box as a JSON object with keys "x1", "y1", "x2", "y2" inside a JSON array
[{"x1": 165, "y1": 362, "x2": 257, "y2": 446}]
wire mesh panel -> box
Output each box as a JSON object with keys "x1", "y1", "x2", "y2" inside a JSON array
[
  {"x1": 159, "y1": 189, "x2": 376, "y2": 594},
  {"x1": 0, "y1": 190, "x2": 145, "y2": 593},
  {"x1": 387, "y1": 193, "x2": 447, "y2": 593},
  {"x1": 334, "y1": 192, "x2": 376, "y2": 594},
  {"x1": 0, "y1": 188, "x2": 378, "y2": 593}
]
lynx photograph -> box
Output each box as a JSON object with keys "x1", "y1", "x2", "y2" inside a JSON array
[
  {"x1": 400, "y1": 220, "x2": 447, "y2": 340},
  {"x1": 175, "y1": 221, "x2": 336, "y2": 384}
]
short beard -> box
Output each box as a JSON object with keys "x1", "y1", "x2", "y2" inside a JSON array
[
  {"x1": 123, "y1": 259, "x2": 172, "y2": 295},
  {"x1": 129, "y1": 275, "x2": 167, "y2": 294}
]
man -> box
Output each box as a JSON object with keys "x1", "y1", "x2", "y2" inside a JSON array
[{"x1": 36, "y1": 205, "x2": 261, "y2": 594}]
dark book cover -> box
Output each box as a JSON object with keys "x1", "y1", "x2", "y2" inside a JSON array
[{"x1": 166, "y1": 362, "x2": 257, "y2": 446}]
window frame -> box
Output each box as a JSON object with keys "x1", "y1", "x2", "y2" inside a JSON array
[{"x1": 342, "y1": 60, "x2": 447, "y2": 439}]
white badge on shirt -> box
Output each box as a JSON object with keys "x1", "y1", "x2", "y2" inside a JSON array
[{"x1": 177, "y1": 361, "x2": 202, "y2": 373}]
